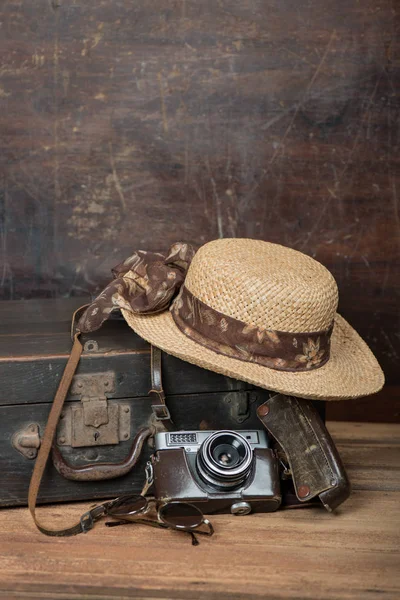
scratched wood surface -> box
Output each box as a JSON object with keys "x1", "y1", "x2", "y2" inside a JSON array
[
  {"x1": 0, "y1": 1, "x2": 399, "y2": 419},
  {"x1": 0, "y1": 421, "x2": 399, "y2": 600}
]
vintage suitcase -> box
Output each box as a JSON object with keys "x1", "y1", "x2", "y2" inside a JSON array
[{"x1": 0, "y1": 298, "x2": 325, "y2": 508}]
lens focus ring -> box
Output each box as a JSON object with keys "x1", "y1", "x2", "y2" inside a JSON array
[{"x1": 196, "y1": 430, "x2": 253, "y2": 490}]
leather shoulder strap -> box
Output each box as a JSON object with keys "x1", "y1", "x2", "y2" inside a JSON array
[
  {"x1": 149, "y1": 345, "x2": 174, "y2": 430},
  {"x1": 28, "y1": 333, "x2": 92, "y2": 535},
  {"x1": 151, "y1": 344, "x2": 163, "y2": 392}
]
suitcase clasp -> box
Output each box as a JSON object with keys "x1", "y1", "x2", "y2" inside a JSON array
[
  {"x1": 224, "y1": 389, "x2": 258, "y2": 424},
  {"x1": 56, "y1": 372, "x2": 131, "y2": 448}
]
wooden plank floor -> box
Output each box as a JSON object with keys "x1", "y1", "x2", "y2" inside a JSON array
[{"x1": 0, "y1": 422, "x2": 399, "y2": 600}]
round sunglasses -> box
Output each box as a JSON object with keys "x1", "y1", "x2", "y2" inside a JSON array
[{"x1": 81, "y1": 494, "x2": 214, "y2": 545}]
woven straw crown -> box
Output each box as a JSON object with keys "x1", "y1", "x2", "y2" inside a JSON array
[{"x1": 185, "y1": 239, "x2": 338, "y2": 333}]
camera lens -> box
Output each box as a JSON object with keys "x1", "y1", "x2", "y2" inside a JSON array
[
  {"x1": 196, "y1": 431, "x2": 253, "y2": 490},
  {"x1": 213, "y1": 443, "x2": 240, "y2": 467}
]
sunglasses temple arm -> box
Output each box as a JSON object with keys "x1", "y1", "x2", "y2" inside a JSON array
[
  {"x1": 105, "y1": 518, "x2": 168, "y2": 530},
  {"x1": 189, "y1": 531, "x2": 199, "y2": 546},
  {"x1": 105, "y1": 519, "x2": 132, "y2": 528}
]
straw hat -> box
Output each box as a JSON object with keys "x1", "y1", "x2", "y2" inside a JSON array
[
  {"x1": 79, "y1": 238, "x2": 384, "y2": 400},
  {"x1": 118, "y1": 239, "x2": 384, "y2": 401}
]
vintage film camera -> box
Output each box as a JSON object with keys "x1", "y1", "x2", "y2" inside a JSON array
[{"x1": 151, "y1": 429, "x2": 281, "y2": 515}]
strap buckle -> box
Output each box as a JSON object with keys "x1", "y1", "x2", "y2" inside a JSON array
[
  {"x1": 149, "y1": 389, "x2": 171, "y2": 421},
  {"x1": 151, "y1": 403, "x2": 171, "y2": 421},
  {"x1": 80, "y1": 505, "x2": 106, "y2": 533},
  {"x1": 80, "y1": 511, "x2": 95, "y2": 533}
]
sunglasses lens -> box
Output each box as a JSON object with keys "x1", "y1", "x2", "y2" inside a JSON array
[
  {"x1": 159, "y1": 502, "x2": 203, "y2": 530},
  {"x1": 107, "y1": 494, "x2": 147, "y2": 518}
]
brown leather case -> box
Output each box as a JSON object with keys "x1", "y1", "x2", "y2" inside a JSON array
[{"x1": 257, "y1": 394, "x2": 351, "y2": 511}]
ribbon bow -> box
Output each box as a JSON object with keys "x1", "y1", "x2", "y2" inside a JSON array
[{"x1": 78, "y1": 242, "x2": 196, "y2": 333}]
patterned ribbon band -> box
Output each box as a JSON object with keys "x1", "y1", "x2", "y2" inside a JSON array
[
  {"x1": 171, "y1": 286, "x2": 333, "y2": 372},
  {"x1": 78, "y1": 242, "x2": 333, "y2": 373}
]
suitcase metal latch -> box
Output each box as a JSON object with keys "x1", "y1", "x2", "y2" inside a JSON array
[
  {"x1": 224, "y1": 390, "x2": 258, "y2": 424},
  {"x1": 57, "y1": 372, "x2": 131, "y2": 448}
]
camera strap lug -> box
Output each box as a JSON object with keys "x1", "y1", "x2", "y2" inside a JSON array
[
  {"x1": 279, "y1": 458, "x2": 292, "y2": 479},
  {"x1": 145, "y1": 460, "x2": 154, "y2": 486},
  {"x1": 139, "y1": 461, "x2": 154, "y2": 497}
]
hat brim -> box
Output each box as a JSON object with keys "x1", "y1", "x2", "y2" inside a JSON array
[{"x1": 122, "y1": 309, "x2": 384, "y2": 400}]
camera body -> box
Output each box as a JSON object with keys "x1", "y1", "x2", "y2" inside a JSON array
[{"x1": 151, "y1": 429, "x2": 281, "y2": 515}]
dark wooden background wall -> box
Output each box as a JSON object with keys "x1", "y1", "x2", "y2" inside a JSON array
[{"x1": 0, "y1": 0, "x2": 399, "y2": 421}]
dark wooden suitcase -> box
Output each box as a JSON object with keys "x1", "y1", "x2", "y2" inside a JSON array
[{"x1": 0, "y1": 298, "x2": 325, "y2": 508}]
